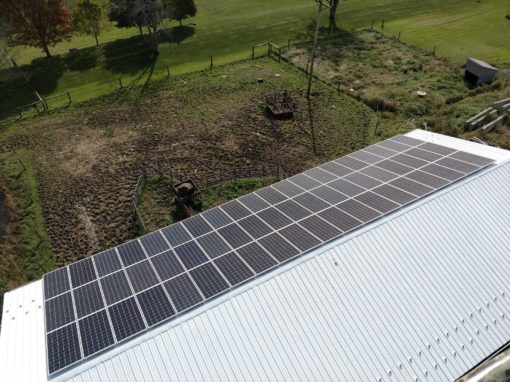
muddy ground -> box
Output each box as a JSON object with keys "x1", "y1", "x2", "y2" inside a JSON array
[{"x1": 0, "y1": 58, "x2": 374, "y2": 266}]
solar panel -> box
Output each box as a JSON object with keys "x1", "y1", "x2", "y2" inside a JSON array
[
  {"x1": 164, "y1": 274, "x2": 203, "y2": 312},
  {"x1": 78, "y1": 310, "x2": 115, "y2": 357},
  {"x1": 108, "y1": 297, "x2": 146, "y2": 341},
  {"x1": 93, "y1": 249, "x2": 122, "y2": 277},
  {"x1": 136, "y1": 285, "x2": 175, "y2": 327},
  {"x1": 117, "y1": 240, "x2": 147, "y2": 267},
  {"x1": 43, "y1": 135, "x2": 496, "y2": 374},
  {"x1": 73, "y1": 281, "x2": 104, "y2": 318},
  {"x1": 100, "y1": 270, "x2": 132, "y2": 305},
  {"x1": 173, "y1": 241, "x2": 208, "y2": 270},
  {"x1": 139, "y1": 231, "x2": 169, "y2": 257},
  {"x1": 69, "y1": 258, "x2": 96, "y2": 288},
  {"x1": 151, "y1": 250, "x2": 184, "y2": 281},
  {"x1": 214, "y1": 252, "x2": 254, "y2": 286}
]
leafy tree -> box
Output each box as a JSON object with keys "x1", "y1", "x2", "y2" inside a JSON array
[
  {"x1": 109, "y1": 0, "x2": 169, "y2": 53},
  {"x1": 0, "y1": 0, "x2": 72, "y2": 57},
  {"x1": 167, "y1": 0, "x2": 197, "y2": 27},
  {"x1": 73, "y1": 0, "x2": 104, "y2": 46}
]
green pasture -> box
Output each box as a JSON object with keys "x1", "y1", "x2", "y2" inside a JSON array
[{"x1": 1, "y1": 0, "x2": 509, "y2": 120}]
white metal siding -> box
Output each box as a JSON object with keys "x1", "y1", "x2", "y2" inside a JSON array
[{"x1": 61, "y1": 162, "x2": 510, "y2": 382}]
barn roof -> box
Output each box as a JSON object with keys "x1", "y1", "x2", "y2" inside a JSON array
[{"x1": 1, "y1": 130, "x2": 510, "y2": 382}]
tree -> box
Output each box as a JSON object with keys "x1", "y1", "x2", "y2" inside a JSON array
[
  {"x1": 73, "y1": 0, "x2": 104, "y2": 46},
  {"x1": 167, "y1": 0, "x2": 197, "y2": 27},
  {"x1": 109, "y1": 0, "x2": 168, "y2": 53},
  {"x1": 328, "y1": 0, "x2": 341, "y2": 32},
  {"x1": 0, "y1": 0, "x2": 72, "y2": 58}
]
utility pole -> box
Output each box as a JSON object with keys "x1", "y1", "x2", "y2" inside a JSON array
[{"x1": 307, "y1": 0, "x2": 331, "y2": 98}]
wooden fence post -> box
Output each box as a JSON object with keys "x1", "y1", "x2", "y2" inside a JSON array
[
  {"x1": 166, "y1": 66, "x2": 170, "y2": 78},
  {"x1": 381, "y1": 19, "x2": 385, "y2": 29},
  {"x1": 397, "y1": 31, "x2": 401, "y2": 41},
  {"x1": 210, "y1": 55, "x2": 213, "y2": 69},
  {"x1": 118, "y1": 78, "x2": 123, "y2": 88},
  {"x1": 432, "y1": 45, "x2": 436, "y2": 56},
  {"x1": 371, "y1": 19, "x2": 375, "y2": 31},
  {"x1": 252, "y1": 46, "x2": 255, "y2": 60},
  {"x1": 288, "y1": 39, "x2": 291, "y2": 49},
  {"x1": 67, "y1": 91, "x2": 72, "y2": 104}
]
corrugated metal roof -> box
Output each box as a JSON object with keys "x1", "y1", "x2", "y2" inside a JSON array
[
  {"x1": 1, "y1": 131, "x2": 510, "y2": 382},
  {"x1": 59, "y1": 152, "x2": 510, "y2": 381}
]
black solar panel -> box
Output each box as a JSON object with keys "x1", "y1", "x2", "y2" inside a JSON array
[
  {"x1": 275, "y1": 199, "x2": 313, "y2": 221},
  {"x1": 201, "y1": 207, "x2": 233, "y2": 229},
  {"x1": 44, "y1": 267, "x2": 70, "y2": 300},
  {"x1": 100, "y1": 270, "x2": 132, "y2": 305},
  {"x1": 117, "y1": 240, "x2": 147, "y2": 267},
  {"x1": 237, "y1": 215, "x2": 273, "y2": 239},
  {"x1": 258, "y1": 233, "x2": 299, "y2": 262},
  {"x1": 164, "y1": 274, "x2": 203, "y2": 312},
  {"x1": 238, "y1": 193, "x2": 270, "y2": 212},
  {"x1": 161, "y1": 223, "x2": 192, "y2": 246},
  {"x1": 73, "y1": 281, "x2": 104, "y2": 318},
  {"x1": 108, "y1": 297, "x2": 146, "y2": 341},
  {"x1": 190, "y1": 263, "x2": 230, "y2": 298},
  {"x1": 43, "y1": 134, "x2": 496, "y2": 374},
  {"x1": 93, "y1": 249, "x2": 122, "y2": 277},
  {"x1": 218, "y1": 223, "x2": 252, "y2": 248},
  {"x1": 181, "y1": 215, "x2": 212, "y2": 238},
  {"x1": 136, "y1": 285, "x2": 175, "y2": 327},
  {"x1": 256, "y1": 186, "x2": 287, "y2": 204},
  {"x1": 45, "y1": 292, "x2": 75, "y2": 332},
  {"x1": 69, "y1": 258, "x2": 96, "y2": 288},
  {"x1": 139, "y1": 232, "x2": 169, "y2": 257},
  {"x1": 151, "y1": 250, "x2": 184, "y2": 281},
  {"x1": 197, "y1": 232, "x2": 231, "y2": 258},
  {"x1": 174, "y1": 241, "x2": 209, "y2": 270},
  {"x1": 47, "y1": 323, "x2": 82, "y2": 374},
  {"x1": 236, "y1": 242, "x2": 278, "y2": 273},
  {"x1": 221, "y1": 200, "x2": 251, "y2": 220},
  {"x1": 214, "y1": 252, "x2": 254, "y2": 286},
  {"x1": 126, "y1": 260, "x2": 159, "y2": 293},
  {"x1": 279, "y1": 224, "x2": 321, "y2": 252},
  {"x1": 78, "y1": 310, "x2": 115, "y2": 357}
]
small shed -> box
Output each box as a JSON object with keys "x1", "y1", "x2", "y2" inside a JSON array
[{"x1": 465, "y1": 58, "x2": 498, "y2": 84}]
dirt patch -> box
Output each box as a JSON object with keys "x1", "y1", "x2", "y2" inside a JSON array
[{"x1": 0, "y1": 58, "x2": 373, "y2": 266}]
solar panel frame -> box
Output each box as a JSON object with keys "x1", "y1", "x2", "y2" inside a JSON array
[
  {"x1": 181, "y1": 215, "x2": 213, "y2": 238},
  {"x1": 235, "y1": 242, "x2": 278, "y2": 273},
  {"x1": 125, "y1": 260, "x2": 160, "y2": 293},
  {"x1": 47, "y1": 323, "x2": 82, "y2": 374},
  {"x1": 238, "y1": 193, "x2": 270, "y2": 213},
  {"x1": 354, "y1": 192, "x2": 400, "y2": 214},
  {"x1": 298, "y1": 215, "x2": 341, "y2": 242},
  {"x1": 292, "y1": 192, "x2": 330, "y2": 213},
  {"x1": 45, "y1": 292, "x2": 76, "y2": 332},
  {"x1": 220, "y1": 200, "x2": 252, "y2": 220},
  {"x1": 344, "y1": 172, "x2": 382, "y2": 189},
  {"x1": 161, "y1": 223, "x2": 192, "y2": 247},
  {"x1": 334, "y1": 155, "x2": 369, "y2": 171},
  {"x1": 420, "y1": 163, "x2": 464, "y2": 181},
  {"x1": 256, "y1": 186, "x2": 287, "y2": 204},
  {"x1": 196, "y1": 231, "x2": 232, "y2": 258},
  {"x1": 271, "y1": 179, "x2": 305, "y2": 198},
  {"x1": 327, "y1": 178, "x2": 365, "y2": 197},
  {"x1": 257, "y1": 207, "x2": 293, "y2": 230},
  {"x1": 304, "y1": 167, "x2": 339, "y2": 183},
  {"x1": 274, "y1": 199, "x2": 313, "y2": 221},
  {"x1": 336, "y1": 199, "x2": 381, "y2": 223},
  {"x1": 189, "y1": 262, "x2": 230, "y2": 299},
  {"x1": 318, "y1": 207, "x2": 362, "y2": 233},
  {"x1": 319, "y1": 161, "x2": 353, "y2": 177},
  {"x1": 136, "y1": 285, "x2": 175, "y2": 327},
  {"x1": 372, "y1": 184, "x2": 417, "y2": 205},
  {"x1": 217, "y1": 223, "x2": 253, "y2": 249},
  {"x1": 359, "y1": 165, "x2": 399, "y2": 182},
  {"x1": 201, "y1": 208, "x2": 233, "y2": 229},
  {"x1": 449, "y1": 151, "x2": 493, "y2": 166},
  {"x1": 389, "y1": 177, "x2": 435, "y2": 197},
  {"x1": 173, "y1": 241, "x2": 209, "y2": 270},
  {"x1": 287, "y1": 173, "x2": 321, "y2": 190},
  {"x1": 258, "y1": 232, "x2": 299, "y2": 263},
  {"x1": 310, "y1": 185, "x2": 348, "y2": 205},
  {"x1": 44, "y1": 267, "x2": 71, "y2": 300},
  {"x1": 390, "y1": 135, "x2": 424, "y2": 147},
  {"x1": 237, "y1": 215, "x2": 273, "y2": 240},
  {"x1": 278, "y1": 224, "x2": 321, "y2": 252},
  {"x1": 404, "y1": 147, "x2": 443, "y2": 162},
  {"x1": 435, "y1": 157, "x2": 480, "y2": 174}
]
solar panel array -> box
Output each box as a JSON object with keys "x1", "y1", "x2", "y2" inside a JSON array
[{"x1": 43, "y1": 135, "x2": 494, "y2": 375}]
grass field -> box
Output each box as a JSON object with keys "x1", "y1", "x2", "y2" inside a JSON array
[{"x1": 1, "y1": 0, "x2": 509, "y2": 121}]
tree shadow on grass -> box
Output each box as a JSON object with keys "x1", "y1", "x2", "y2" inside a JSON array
[
  {"x1": 64, "y1": 46, "x2": 99, "y2": 72},
  {"x1": 159, "y1": 25, "x2": 195, "y2": 45},
  {"x1": 0, "y1": 56, "x2": 66, "y2": 120},
  {"x1": 103, "y1": 35, "x2": 154, "y2": 74}
]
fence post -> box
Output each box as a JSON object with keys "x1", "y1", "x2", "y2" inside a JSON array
[
  {"x1": 67, "y1": 91, "x2": 72, "y2": 104},
  {"x1": 397, "y1": 31, "x2": 401, "y2": 41},
  {"x1": 432, "y1": 45, "x2": 436, "y2": 56},
  {"x1": 371, "y1": 18, "x2": 375, "y2": 31},
  {"x1": 118, "y1": 78, "x2": 123, "y2": 88},
  {"x1": 278, "y1": 48, "x2": 282, "y2": 62},
  {"x1": 381, "y1": 19, "x2": 385, "y2": 29},
  {"x1": 288, "y1": 39, "x2": 291, "y2": 49},
  {"x1": 210, "y1": 55, "x2": 213, "y2": 69},
  {"x1": 252, "y1": 46, "x2": 255, "y2": 60},
  {"x1": 166, "y1": 66, "x2": 170, "y2": 78}
]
